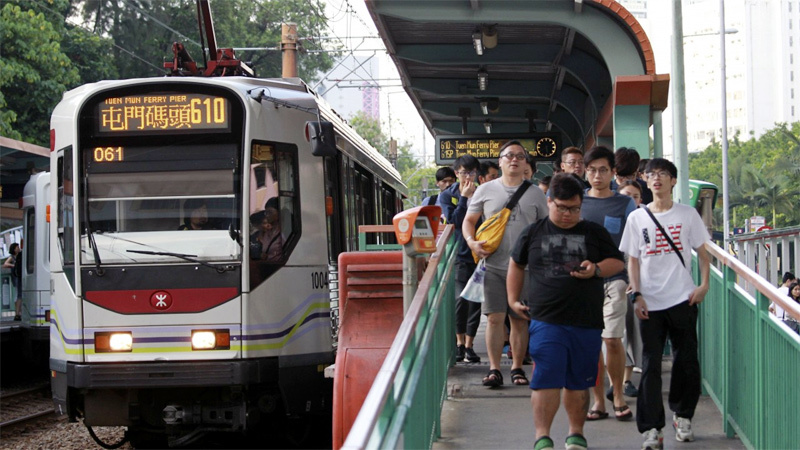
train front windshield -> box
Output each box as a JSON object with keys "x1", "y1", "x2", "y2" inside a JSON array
[{"x1": 78, "y1": 87, "x2": 243, "y2": 265}]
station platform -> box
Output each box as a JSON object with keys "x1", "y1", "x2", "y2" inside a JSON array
[{"x1": 433, "y1": 317, "x2": 745, "y2": 450}]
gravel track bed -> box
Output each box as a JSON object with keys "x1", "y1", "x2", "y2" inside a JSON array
[{"x1": 0, "y1": 417, "x2": 131, "y2": 450}]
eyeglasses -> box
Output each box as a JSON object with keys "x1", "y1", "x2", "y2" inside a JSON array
[
  {"x1": 500, "y1": 153, "x2": 527, "y2": 161},
  {"x1": 562, "y1": 160, "x2": 584, "y2": 167},
  {"x1": 585, "y1": 167, "x2": 610, "y2": 175},
  {"x1": 456, "y1": 170, "x2": 477, "y2": 177},
  {"x1": 646, "y1": 171, "x2": 672, "y2": 180},
  {"x1": 552, "y1": 201, "x2": 581, "y2": 215}
]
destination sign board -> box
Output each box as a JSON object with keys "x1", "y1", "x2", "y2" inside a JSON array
[
  {"x1": 96, "y1": 93, "x2": 230, "y2": 135},
  {"x1": 435, "y1": 134, "x2": 562, "y2": 165}
]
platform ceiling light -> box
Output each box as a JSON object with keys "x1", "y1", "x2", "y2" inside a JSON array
[
  {"x1": 477, "y1": 69, "x2": 488, "y2": 91},
  {"x1": 480, "y1": 101, "x2": 489, "y2": 115},
  {"x1": 472, "y1": 31, "x2": 484, "y2": 56},
  {"x1": 482, "y1": 25, "x2": 498, "y2": 49},
  {"x1": 483, "y1": 120, "x2": 492, "y2": 134}
]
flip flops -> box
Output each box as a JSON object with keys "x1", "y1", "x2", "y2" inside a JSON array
[
  {"x1": 586, "y1": 409, "x2": 609, "y2": 421},
  {"x1": 614, "y1": 404, "x2": 633, "y2": 421}
]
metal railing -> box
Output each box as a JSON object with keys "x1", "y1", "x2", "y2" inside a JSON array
[
  {"x1": 698, "y1": 241, "x2": 800, "y2": 450},
  {"x1": 341, "y1": 225, "x2": 456, "y2": 449},
  {"x1": 728, "y1": 226, "x2": 799, "y2": 295}
]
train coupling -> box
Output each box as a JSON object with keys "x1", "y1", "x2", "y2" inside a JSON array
[{"x1": 162, "y1": 403, "x2": 245, "y2": 428}]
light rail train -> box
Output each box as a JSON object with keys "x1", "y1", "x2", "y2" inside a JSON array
[{"x1": 48, "y1": 76, "x2": 405, "y2": 447}]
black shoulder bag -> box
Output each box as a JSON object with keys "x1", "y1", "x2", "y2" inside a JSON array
[{"x1": 643, "y1": 206, "x2": 685, "y2": 267}]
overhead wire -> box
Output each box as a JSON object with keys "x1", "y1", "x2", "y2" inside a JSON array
[
  {"x1": 119, "y1": 0, "x2": 202, "y2": 49},
  {"x1": 309, "y1": 0, "x2": 384, "y2": 91}
]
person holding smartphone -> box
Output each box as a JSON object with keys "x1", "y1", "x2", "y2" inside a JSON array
[{"x1": 508, "y1": 173, "x2": 625, "y2": 450}]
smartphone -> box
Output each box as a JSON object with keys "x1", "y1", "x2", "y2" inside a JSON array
[{"x1": 572, "y1": 265, "x2": 586, "y2": 272}]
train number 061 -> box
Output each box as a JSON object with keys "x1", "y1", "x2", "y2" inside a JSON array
[{"x1": 311, "y1": 272, "x2": 329, "y2": 289}]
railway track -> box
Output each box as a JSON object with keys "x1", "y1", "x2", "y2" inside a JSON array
[{"x1": 0, "y1": 382, "x2": 56, "y2": 428}]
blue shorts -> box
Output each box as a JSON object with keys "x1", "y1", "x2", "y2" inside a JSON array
[{"x1": 528, "y1": 320, "x2": 602, "y2": 390}]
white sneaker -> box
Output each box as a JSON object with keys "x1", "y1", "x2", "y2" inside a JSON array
[
  {"x1": 641, "y1": 428, "x2": 664, "y2": 450},
  {"x1": 673, "y1": 414, "x2": 695, "y2": 442}
]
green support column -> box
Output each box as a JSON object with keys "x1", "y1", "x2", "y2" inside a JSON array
[
  {"x1": 653, "y1": 110, "x2": 663, "y2": 158},
  {"x1": 613, "y1": 104, "x2": 651, "y2": 154}
]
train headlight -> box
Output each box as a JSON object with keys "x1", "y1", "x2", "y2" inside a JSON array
[
  {"x1": 191, "y1": 330, "x2": 231, "y2": 350},
  {"x1": 95, "y1": 332, "x2": 133, "y2": 352}
]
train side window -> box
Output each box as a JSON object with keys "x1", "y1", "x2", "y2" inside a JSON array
[
  {"x1": 248, "y1": 141, "x2": 299, "y2": 289},
  {"x1": 25, "y1": 208, "x2": 35, "y2": 274},
  {"x1": 57, "y1": 147, "x2": 74, "y2": 266}
]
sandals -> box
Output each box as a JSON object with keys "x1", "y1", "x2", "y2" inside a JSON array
[
  {"x1": 586, "y1": 409, "x2": 609, "y2": 421},
  {"x1": 614, "y1": 404, "x2": 633, "y2": 421},
  {"x1": 482, "y1": 369, "x2": 503, "y2": 387},
  {"x1": 510, "y1": 368, "x2": 529, "y2": 386}
]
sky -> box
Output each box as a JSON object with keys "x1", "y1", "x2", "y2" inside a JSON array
[{"x1": 322, "y1": 0, "x2": 435, "y2": 165}]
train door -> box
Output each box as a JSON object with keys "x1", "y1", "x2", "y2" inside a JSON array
[
  {"x1": 21, "y1": 172, "x2": 50, "y2": 339},
  {"x1": 324, "y1": 155, "x2": 344, "y2": 263}
]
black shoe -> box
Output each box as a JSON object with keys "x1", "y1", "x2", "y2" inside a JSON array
[
  {"x1": 523, "y1": 354, "x2": 532, "y2": 365},
  {"x1": 605, "y1": 385, "x2": 614, "y2": 402},
  {"x1": 624, "y1": 380, "x2": 639, "y2": 397},
  {"x1": 464, "y1": 346, "x2": 481, "y2": 363},
  {"x1": 13, "y1": 315, "x2": 21, "y2": 321},
  {"x1": 456, "y1": 345, "x2": 465, "y2": 362}
]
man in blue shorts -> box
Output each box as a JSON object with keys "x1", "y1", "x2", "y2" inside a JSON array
[{"x1": 508, "y1": 173, "x2": 625, "y2": 450}]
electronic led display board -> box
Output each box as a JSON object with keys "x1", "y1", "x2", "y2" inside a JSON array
[
  {"x1": 96, "y1": 93, "x2": 230, "y2": 134},
  {"x1": 435, "y1": 134, "x2": 562, "y2": 165}
]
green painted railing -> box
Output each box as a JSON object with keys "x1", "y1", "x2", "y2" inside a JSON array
[
  {"x1": 698, "y1": 241, "x2": 800, "y2": 450},
  {"x1": 342, "y1": 225, "x2": 457, "y2": 450},
  {"x1": 358, "y1": 225, "x2": 403, "y2": 251}
]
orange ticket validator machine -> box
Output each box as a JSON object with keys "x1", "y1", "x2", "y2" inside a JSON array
[{"x1": 392, "y1": 206, "x2": 440, "y2": 312}]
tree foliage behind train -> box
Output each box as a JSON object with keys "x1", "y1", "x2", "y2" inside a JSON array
[
  {"x1": 689, "y1": 121, "x2": 800, "y2": 229},
  {"x1": 1, "y1": 0, "x2": 335, "y2": 147}
]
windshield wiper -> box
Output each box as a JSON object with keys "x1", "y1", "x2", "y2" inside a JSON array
[
  {"x1": 126, "y1": 249, "x2": 234, "y2": 273},
  {"x1": 83, "y1": 177, "x2": 104, "y2": 276},
  {"x1": 86, "y1": 228, "x2": 105, "y2": 275}
]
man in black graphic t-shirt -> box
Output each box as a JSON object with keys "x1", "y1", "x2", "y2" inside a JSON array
[{"x1": 507, "y1": 173, "x2": 624, "y2": 450}]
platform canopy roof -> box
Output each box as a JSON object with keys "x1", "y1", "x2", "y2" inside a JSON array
[
  {"x1": 0, "y1": 137, "x2": 48, "y2": 202},
  {"x1": 366, "y1": 0, "x2": 666, "y2": 150}
]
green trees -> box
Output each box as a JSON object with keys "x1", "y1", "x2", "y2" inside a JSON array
[
  {"x1": 1, "y1": 1, "x2": 81, "y2": 143},
  {"x1": 77, "y1": 0, "x2": 334, "y2": 80},
  {"x1": 2, "y1": 0, "x2": 334, "y2": 146},
  {"x1": 689, "y1": 122, "x2": 800, "y2": 229}
]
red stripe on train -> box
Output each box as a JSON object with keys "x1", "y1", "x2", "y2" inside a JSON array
[{"x1": 85, "y1": 287, "x2": 239, "y2": 314}]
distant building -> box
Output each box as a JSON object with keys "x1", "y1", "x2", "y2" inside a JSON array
[
  {"x1": 317, "y1": 55, "x2": 380, "y2": 122},
  {"x1": 362, "y1": 83, "x2": 380, "y2": 120},
  {"x1": 619, "y1": 0, "x2": 799, "y2": 154}
]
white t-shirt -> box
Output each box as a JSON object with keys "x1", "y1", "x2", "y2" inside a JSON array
[
  {"x1": 467, "y1": 179, "x2": 548, "y2": 271},
  {"x1": 619, "y1": 202, "x2": 710, "y2": 312},
  {"x1": 771, "y1": 286, "x2": 790, "y2": 319}
]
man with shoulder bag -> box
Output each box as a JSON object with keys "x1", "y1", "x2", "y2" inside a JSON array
[
  {"x1": 619, "y1": 158, "x2": 711, "y2": 450},
  {"x1": 463, "y1": 140, "x2": 548, "y2": 388}
]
